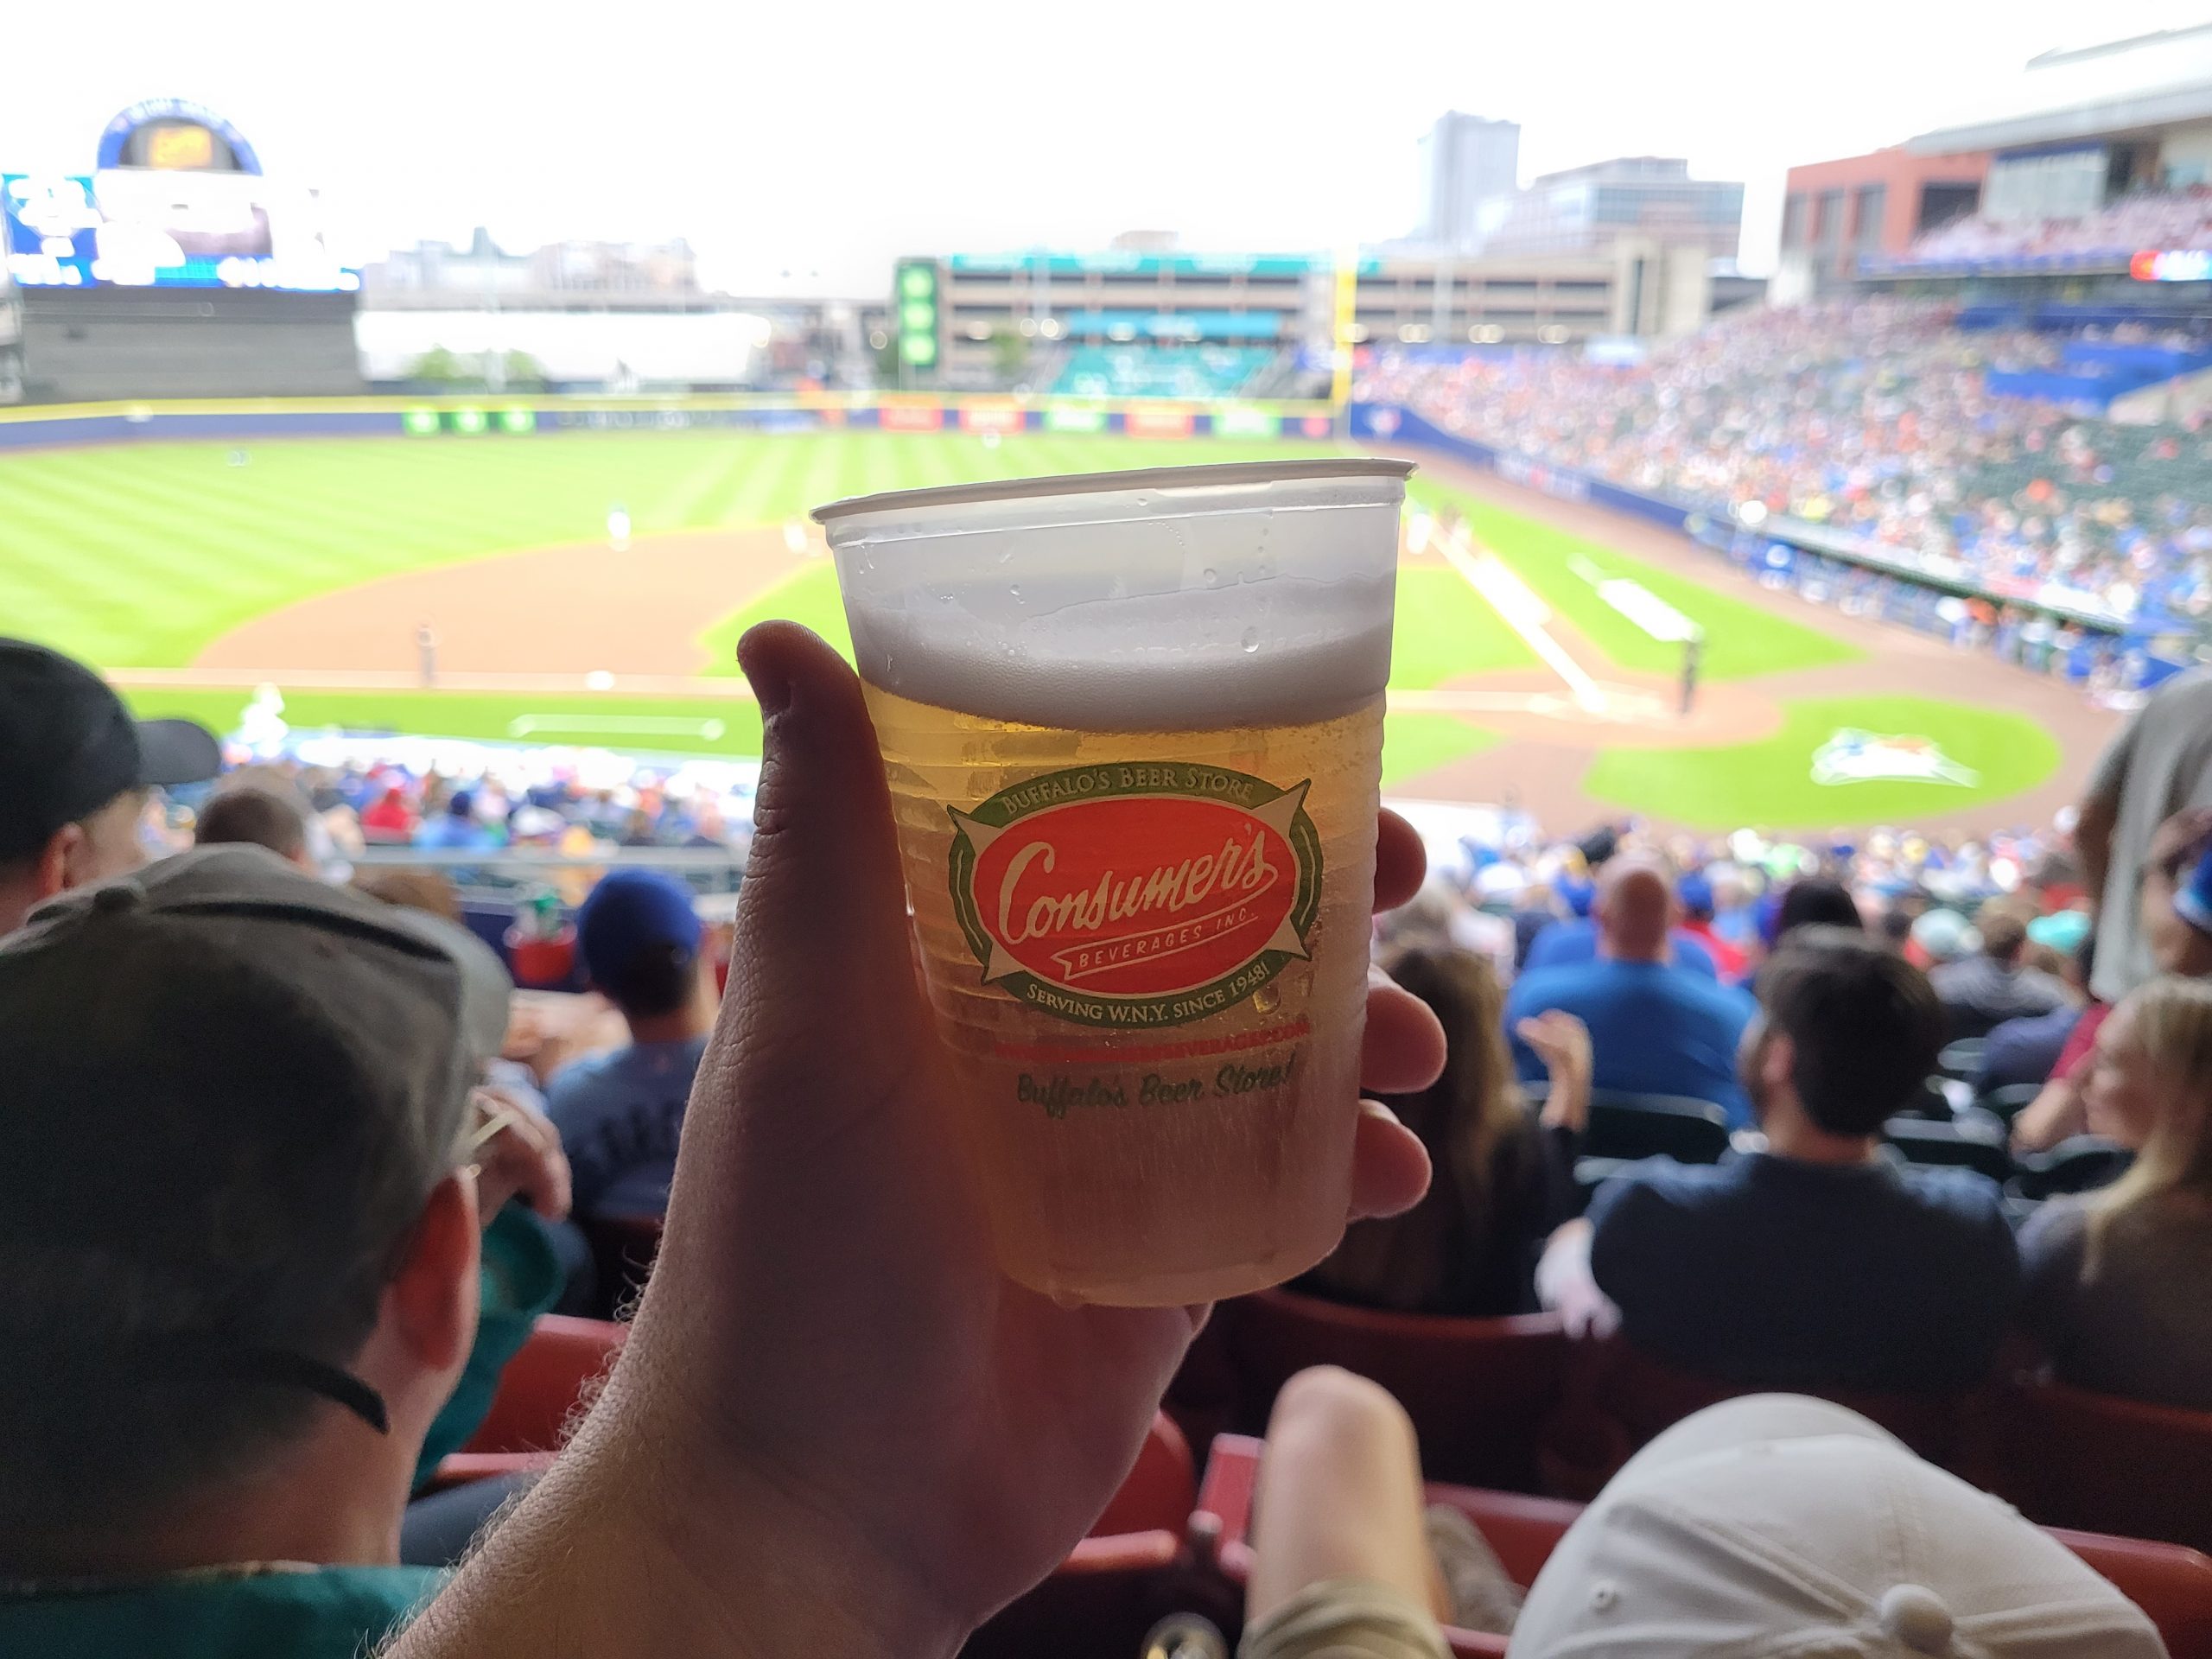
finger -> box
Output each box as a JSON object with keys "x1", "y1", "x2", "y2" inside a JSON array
[
  {"x1": 1360, "y1": 974, "x2": 1446, "y2": 1096},
  {"x1": 1348, "y1": 1100, "x2": 1430, "y2": 1220},
  {"x1": 537, "y1": 1146, "x2": 574, "y2": 1220},
  {"x1": 1373, "y1": 809, "x2": 1426, "y2": 914},
  {"x1": 721, "y1": 623, "x2": 928, "y2": 1077}
]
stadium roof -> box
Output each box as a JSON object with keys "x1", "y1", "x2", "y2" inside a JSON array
[{"x1": 1910, "y1": 22, "x2": 2212, "y2": 154}]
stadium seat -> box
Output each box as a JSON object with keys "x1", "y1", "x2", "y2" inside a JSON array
[
  {"x1": 1215, "y1": 1288, "x2": 1569, "y2": 1491},
  {"x1": 960, "y1": 1412, "x2": 1222, "y2": 1659},
  {"x1": 1975, "y1": 1081, "x2": 2045, "y2": 1123},
  {"x1": 1580, "y1": 1091, "x2": 1732, "y2": 1165},
  {"x1": 1570, "y1": 1154, "x2": 1632, "y2": 1211},
  {"x1": 2011, "y1": 1135, "x2": 2133, "y2": 1201},
  {"x1": 1936, "y1": 1038, "x2": 1988, "y2": 1082},
  {"x1": 1883, "y1": 1108, "x2": 2012, "y2": 1183},
  {"x1": 1194, "y1": 1434, "x2": 2212, "y2": 1659},
  {"x1": 1537, "y1": 1336, "x2": 1977, "y2": 1501},
  {"x1": 1987, "y1": 1381, "x2": 2212, "y2": 1556},
  {"x1": 460, "y1": 1314, "x2": 627, "y2": 1455},
  {"x1": 424, "y1": 1314, "x2": 629, "y2": 1491}
]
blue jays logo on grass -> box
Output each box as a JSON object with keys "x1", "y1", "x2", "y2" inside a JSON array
[{"x1": 1810, "y1": 730, "x2": 1980, "y2": 788}]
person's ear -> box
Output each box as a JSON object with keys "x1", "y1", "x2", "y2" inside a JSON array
[
  {"x1": 1760, "y1": 1030, "x2": 1796, "y2": 1095},
  {"x1": 33, "y1": 823, "x2": 84, "y2": 901},
  {"x1": 385, "y1": 1171, "x2": 481, "y2": 1375}
]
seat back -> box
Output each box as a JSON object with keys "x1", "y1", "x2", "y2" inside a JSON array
[
  {"x1": 2054, "y1": 1528, "x2": 2212, "y2": 1659},
  {"x1": 461, "y1": 1313, "x2": 627, "y2": 1454},
  {"x1": 960, "y1": 1413, "x2": 1211, "y2": 1659},
  {"x1": 1582, "y1": 1093, "x2": 1732, "y2": 1165},
  {"x1": 1989, "y1": 1381, "x2": 2212, "y2": 1555},
  {"x1": 1937, "y1": 1037, "x2": 1988, "y2": 1080},
  {"x1": 1219, "y1": 1290, "x2": 1569, "y2": 1491},
  {"x1": 1540, "y1": 1337, "x2": 1974, "y2": 1499},
  {"x1": 2011, "y1": 1136, "x2": 2133, "y2": 1200},
  {"x1": 1883, "y1": 1112, "x2": 2013, "y2": 1183},
  {"x1": 1976, "y1": 1081, "x2": 2044, "y2": 1123},
  {"x1": 1091, "y1": 1412, "x2": 1198, "y2": 1539}
]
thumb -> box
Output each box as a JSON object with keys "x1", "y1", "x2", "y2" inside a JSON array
[{"x1": 711, "y1": 622, "x2": 928, "y2": 1107}]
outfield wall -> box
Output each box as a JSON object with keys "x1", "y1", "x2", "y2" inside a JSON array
[
  {"x1": 1348, "y1": 402, "x2": 2174, "y2": 662},
  {"x1": 0, "y1": 390, "x2": 1340, "y2": 451}
]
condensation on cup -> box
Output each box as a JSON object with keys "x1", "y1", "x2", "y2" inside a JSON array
[{"x1": 815, "y1": 458, "x2": 1411, "y2": 1306}]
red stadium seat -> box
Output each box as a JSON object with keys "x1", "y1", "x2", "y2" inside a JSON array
[
  {"x1": 460, "y1": 1313, "x2": 627, "y2": 1455},
  {"x1": 1216, "y1": 1289, "x2": 1570, "y2": 1491},
  {"x1": 1986, "y1": 1380, "x2": 2212, "y2": 1555},
  {"x1": 961, "y1": 1412, "x2": 1221, "y2": 1659},
  {"x1": 1538, "y1": 1336, "x2": 1981, "y2": 1499},
  {"x1": 1197, "y1": 1434, "x2": 2212, "y2": 1659}
]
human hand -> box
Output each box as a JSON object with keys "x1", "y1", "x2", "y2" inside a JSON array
[
  {"x1": 1517, "y1": 1010, "x2": 1592, "y2": 1130},
  {"x1": 1535, "y1": 1218, "x2": 1619, "y2": 1339},
  {"x1": 466, "y1": 1085, "x2": 572, "y2": 1223},
  {"x1": 525, "y1": 622, "x2": 1442, "y2": 1656}
]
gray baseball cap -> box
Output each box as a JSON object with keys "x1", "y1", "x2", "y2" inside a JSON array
[{"x1": 0, "y1": 843, "x2": 512, "y2": 1433}]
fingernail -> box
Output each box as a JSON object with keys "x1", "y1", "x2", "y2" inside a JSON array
[
  {"x1": 737, "y1": 626, "x2": 792, "y2": 720},
  {"x1": 1357, "y1": 1098, "x2": 1403, "y2": 1127}
]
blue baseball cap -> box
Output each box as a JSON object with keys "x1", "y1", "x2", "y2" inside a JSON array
[
  {"x1": 2178, "y1": 844, "x2": 2212, "y2": 938},
  {"x1": 1558, "y1": 874, "x2": 1595, "y2": 918},
  {"x1": 577, "y1": 868, "x2": 702, "y2": 988},
  {"x1": 1679, "y1": 872, "x2": 1715, "y2": 916}
]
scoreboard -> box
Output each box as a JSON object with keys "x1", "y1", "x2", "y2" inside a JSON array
[{"x1": 2, "y1": 100, "x2": 356, "y2": 295}]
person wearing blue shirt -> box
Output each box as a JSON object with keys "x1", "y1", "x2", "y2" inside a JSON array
[
  {"x1": 1504, "y1": 858, "x2": 1755, "y2": 1126},
  {"x1": 1536, "y1": 927, "x2": 2020, "y2": 1394},
  {"x1": 413, "y1": 790, "x2": 496, "y2": 852},
  {"x1": 1519, "y1": 911, "x2": 1719, "y2": 979},
  {"x1": 546, "y1": 868, "x2": 712, "y2": 1221}
]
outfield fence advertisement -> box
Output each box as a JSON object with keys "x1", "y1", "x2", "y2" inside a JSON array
[{"x1": 0, "y1": 391, "x2": 1333, "y2": 450}]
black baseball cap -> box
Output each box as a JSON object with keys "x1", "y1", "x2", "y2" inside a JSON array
[{"x1": 0, "y1": 638, "x2": 223, "y2": 862}]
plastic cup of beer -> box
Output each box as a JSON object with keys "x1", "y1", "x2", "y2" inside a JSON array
[{"x1": 814, "y1": 458, "x2": 1411, "y2": 1306}]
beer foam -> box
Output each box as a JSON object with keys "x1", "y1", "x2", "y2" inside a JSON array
[{"x1": 844, "y1": 573, "x2": 1393, "y2": 731}]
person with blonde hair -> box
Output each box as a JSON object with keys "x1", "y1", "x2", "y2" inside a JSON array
[
  {"x1": 2020, "y1": 974, "x2": 2212, "y2": 1410},
  {"x1": 1302, "y1": 944, "x2": 1591, "y2": 1317}
]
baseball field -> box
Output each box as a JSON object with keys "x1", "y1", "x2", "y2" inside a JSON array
[{"x1": 0, "y1": 426, "x2": 2113, "y2": 830}]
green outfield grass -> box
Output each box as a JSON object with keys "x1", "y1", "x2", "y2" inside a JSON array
[
  {"x1": 1581, "y1": 695, "x2": 2063, "y2": 830},
  {"x1": 0, "y1": 430, "x2": 1334, "y2": 668},
  {"x1": 697, "y1": 561, "x2": 852, "y2": 669},
  {"x1": 1408, "y1": 478, "x2": 1859, "y2": 681},
  {"x1": 1387, "y1": 565, "x2": 1538, "y2": 685},
  {"x1": 10, "y1": 425, "x2": 2070, "y2": 828},
  {"x1": 121, "y1": 684, "x2": 770, "y2": 759}
]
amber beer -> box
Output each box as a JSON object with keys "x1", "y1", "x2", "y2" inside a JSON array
[{"x1": 816, "y1": 459, "x2": 1410, "y2": 1306}]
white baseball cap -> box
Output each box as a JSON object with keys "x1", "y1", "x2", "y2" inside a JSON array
[{"x1": 1508, "y1": 1395, "x2": 2166, "y2": 1657}]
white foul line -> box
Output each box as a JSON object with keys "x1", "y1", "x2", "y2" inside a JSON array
[{"x1": 1433, "y1": 531, "x2": 1606, "y2": 709}]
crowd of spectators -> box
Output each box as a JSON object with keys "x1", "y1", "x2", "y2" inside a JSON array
[
  {"x1": 6, "y1": 626, "x2": 2212, "y2": 1659},
  {"x1": 1357, "y1": 298, "x2": 2212, "y2": 631},
  {"x1": 1907, "y1": 185, "x2": 2212, "y2": 264}
]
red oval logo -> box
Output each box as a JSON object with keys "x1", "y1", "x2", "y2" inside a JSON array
[{"x1": 948, "y1": 763, "x2": 1322, "y2": 1030}]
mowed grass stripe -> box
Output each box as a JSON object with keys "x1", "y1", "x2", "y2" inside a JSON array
[{"x1": 1408, "y1": 477, "x2": 1859, "y2": 682}]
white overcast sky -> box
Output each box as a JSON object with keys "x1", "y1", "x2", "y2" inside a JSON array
[{"x1": 3, "y1": 0, "x2": 2209, "y2": 295}]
